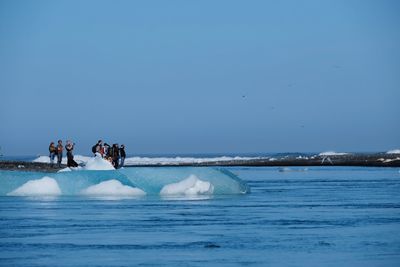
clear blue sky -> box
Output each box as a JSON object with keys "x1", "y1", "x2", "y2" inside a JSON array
[{"x1": 0, "y1": 0, "x2": 399, "y2": 156}]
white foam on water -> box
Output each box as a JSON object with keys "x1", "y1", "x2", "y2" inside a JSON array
[
  {"x1": 387, "y1": 149, "x2": 400, "y2": 154},
  {"x1": 318, "y1": 151, "x2": 348, "y2": 156},
  {"x1": 80, "y1": 179, "x2": 146, "y2": 197},
  {"x1": 160, "y1": 175, "x2": 214, "y2": 195},
  {"x1": 7, "y1": 177, "x2": 62, "y2": 197}
]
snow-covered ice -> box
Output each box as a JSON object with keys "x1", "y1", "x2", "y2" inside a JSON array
[
  {"x1": 7, "y1": 176, "x2": 61, "y2": 197},
  {"x1": 160, "y1": 175, "x2": 214, "y2": 195},
  {"x1": 81, "y1": 179, "x2": 145, "y2": 197}
]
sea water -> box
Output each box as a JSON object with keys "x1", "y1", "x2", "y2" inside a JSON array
[{"x1": 0, "y1": 166, "x2": 399, "y2": 266}]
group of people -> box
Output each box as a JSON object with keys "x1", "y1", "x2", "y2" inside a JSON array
[
  {"x1": 48, "y1": 139, "x2": 126, "y2": 169},
  {"x1": 48, "y1": 140, "x2": 78, "y2": 168},
  {"x1": 91, "y1": 140, "x2": 126, "y2": 168}
]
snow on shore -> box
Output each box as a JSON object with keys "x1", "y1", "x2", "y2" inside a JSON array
[
  {"x1": 36, "y1": 151, "x2": 398, "y2": 167},
  {"x1": 123, "y1": 156, "x2": 261, "y2": 165},
  {"x1": 32, "y1": 152, "x2": 360, "y2": 167},
  {"x1": 33, "y1": 155, "x2": 264, "y2": 166},
  {"x1": 387, "y1": 149, "x2": 400, "y2": 154},
  {"x1": 318, "y1": 151, "x2": 348, "y2": 156}
]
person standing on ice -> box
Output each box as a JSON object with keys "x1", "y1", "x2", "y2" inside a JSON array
[
  {"x1": 56, "y1": 140, "x2": 63, "y2": 168},
  {"x1": 102, "y1": 143, "x2": 110, "y2": 158},
  {"x1": 119, "y1": 144, "x2": 126, "y2": 168},
  {"x1": 112, "y1": 144, "x2": 120, "y2": 168},
  {"x1": 48, "y1": 142, "x2": 57, "y2": 166},
  {"x1": 92, "y1": 140, "x2": 103, "y2": 157},
  {"x1": 65, "y1": 140, "x2": 78, "y2": 167}
]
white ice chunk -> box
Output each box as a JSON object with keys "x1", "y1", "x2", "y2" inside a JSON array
[
  {"x1": 84, "y1": 157, "x2": 115, "y2": 170},
  {"x1": 319, "y1": 151, "x2": 348, "y2": 156},
  {"x1": 160, "y1": 175, "x2": 214, "y2": 195},
  {"x1": 81, "y1": 180, "x2": 146, "y2": 197},
  {"x1": 7, "y1": 177, "x2": 61, "y2": 196}
]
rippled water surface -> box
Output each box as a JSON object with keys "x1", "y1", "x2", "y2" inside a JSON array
[{"x1": 1, "y1": 167, "x2": 400, "y2": 266}]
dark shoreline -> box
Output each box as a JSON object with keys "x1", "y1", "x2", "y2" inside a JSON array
[
  {"x1": 0, "y1": 161, "x2": 67, "y2": 172},
  {"x1": 0, "y1": 153, "x2": 399, "y2": 172},
  {"x1": 125, "y1": 154, "x2": 400, "y2": 167}
]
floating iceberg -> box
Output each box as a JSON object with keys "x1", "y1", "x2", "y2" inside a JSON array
[{"x1": 0, "y1": 167, "x2": 249, "y2": 198}]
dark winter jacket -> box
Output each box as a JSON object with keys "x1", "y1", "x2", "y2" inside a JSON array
[{"x1": 120, "y1": 148, "x2": 126, "y2": 158}]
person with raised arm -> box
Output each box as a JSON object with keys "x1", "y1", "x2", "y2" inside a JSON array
[{"x1": 65, "y1": 140, "x2": 78, "y2": 167}]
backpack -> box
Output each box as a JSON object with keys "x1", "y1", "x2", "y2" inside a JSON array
[{"x1": 92, "y1": 144, "x2": 97, "y2": 154}]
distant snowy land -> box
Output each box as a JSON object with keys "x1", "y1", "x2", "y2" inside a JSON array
[
  {"x1": 27, "y1": 150, "x2": 400, "y2": 168},
  {"x1": 1, "y1": 151, "x2": 400, "y2": 172}
]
